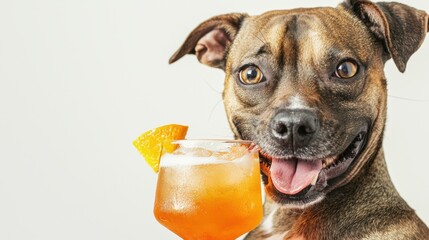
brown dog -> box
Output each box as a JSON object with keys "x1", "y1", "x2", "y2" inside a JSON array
[{"x1": 170, "y1": 0, "x2": 429, "y2": 239}]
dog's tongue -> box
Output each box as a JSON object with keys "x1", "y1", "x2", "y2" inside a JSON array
[{"x1": 270, "y1": 158, "x2": 322, "y2": 195}]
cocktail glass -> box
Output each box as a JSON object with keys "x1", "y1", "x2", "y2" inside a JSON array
[{"x1": 153, "y1": 140, "x2": 263, "y2": 240}]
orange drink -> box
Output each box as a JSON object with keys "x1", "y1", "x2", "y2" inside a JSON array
[{"x1": 153, "y1": 140, "x2": 263, "y2": 240}]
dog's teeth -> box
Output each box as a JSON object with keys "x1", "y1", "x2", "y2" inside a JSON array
[
  {"x1": 323, "y1": 156, "x2": 337, "y2": 167},
  {"x1": 311, "y1": 174, "x2": 318, "y2": 186}
]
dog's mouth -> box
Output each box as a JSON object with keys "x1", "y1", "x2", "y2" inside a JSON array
[{"x1": 259, "y1": 130, "x2": 367, "y2": 201}]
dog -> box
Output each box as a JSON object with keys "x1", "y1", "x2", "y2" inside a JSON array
[{"x1": 169, "y1": 0, "x2": 429, "y2": 239}]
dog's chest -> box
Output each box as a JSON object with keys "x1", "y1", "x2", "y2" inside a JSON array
[
  {"x1": 265, "y1": 233, "x2": 288, "y2": 240},
  {"x1": 264, "y1": 233, "x2": 305, "y2": 240},
  {"x1": 260, "y1": 207, "x2": 306, "y2": 240}
]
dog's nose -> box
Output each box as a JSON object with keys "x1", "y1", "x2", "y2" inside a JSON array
[{"x1": 271, "y1": 109, "x2": 319, "y2": 149}]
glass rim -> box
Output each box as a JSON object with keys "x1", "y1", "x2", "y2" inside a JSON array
[{"x1": 171, "y1": 139, "x2": 253, "y2": 145}]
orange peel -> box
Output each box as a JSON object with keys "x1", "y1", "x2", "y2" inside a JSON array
[{"x1": 133, "y1": 124, "x2": 188, "y2": 173}]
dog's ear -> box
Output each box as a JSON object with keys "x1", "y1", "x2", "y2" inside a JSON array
[
  {"x1": 169, "y1": 13, "x2": 248, "y2": 69},
  {"x1": 341, "y1": 0, "x2": 428, "y2": 72}
]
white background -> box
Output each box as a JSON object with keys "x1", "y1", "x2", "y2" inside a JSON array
[{"x1": 0, "y1": 1, "x2": 428, "y2": 239}]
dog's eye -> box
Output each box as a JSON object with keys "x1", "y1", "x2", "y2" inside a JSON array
[
  {"x1": 335, "y1": 60, "x2": 358, "y2": 79},
  {"x1": 239, "y1": 65, "x2": 264, "y2": 85}
]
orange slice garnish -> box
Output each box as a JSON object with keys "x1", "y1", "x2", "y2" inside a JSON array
[{"x1": 133, "y1": 124, "x2": 188, "y2": 173}]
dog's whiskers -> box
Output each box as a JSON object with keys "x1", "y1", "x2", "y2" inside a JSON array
[
  {"x1": 252, "y1": 31, "x2": 268, "y2": 46},
  {"x1": 258, "y1": 29, "x2": 269, "y2": 46}
]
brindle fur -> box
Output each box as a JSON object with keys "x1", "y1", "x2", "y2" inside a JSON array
[{"x1": 170, "y1": 1, "x2": 429, "y2": 239}]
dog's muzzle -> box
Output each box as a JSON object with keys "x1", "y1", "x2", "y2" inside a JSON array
[{"x1": 260, "y1": 129, "x2": 368, "y2": 204}]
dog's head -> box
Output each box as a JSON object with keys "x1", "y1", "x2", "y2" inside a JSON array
[{"x1": 170, "y1": 1, "x2": 428, "y2": 207}]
